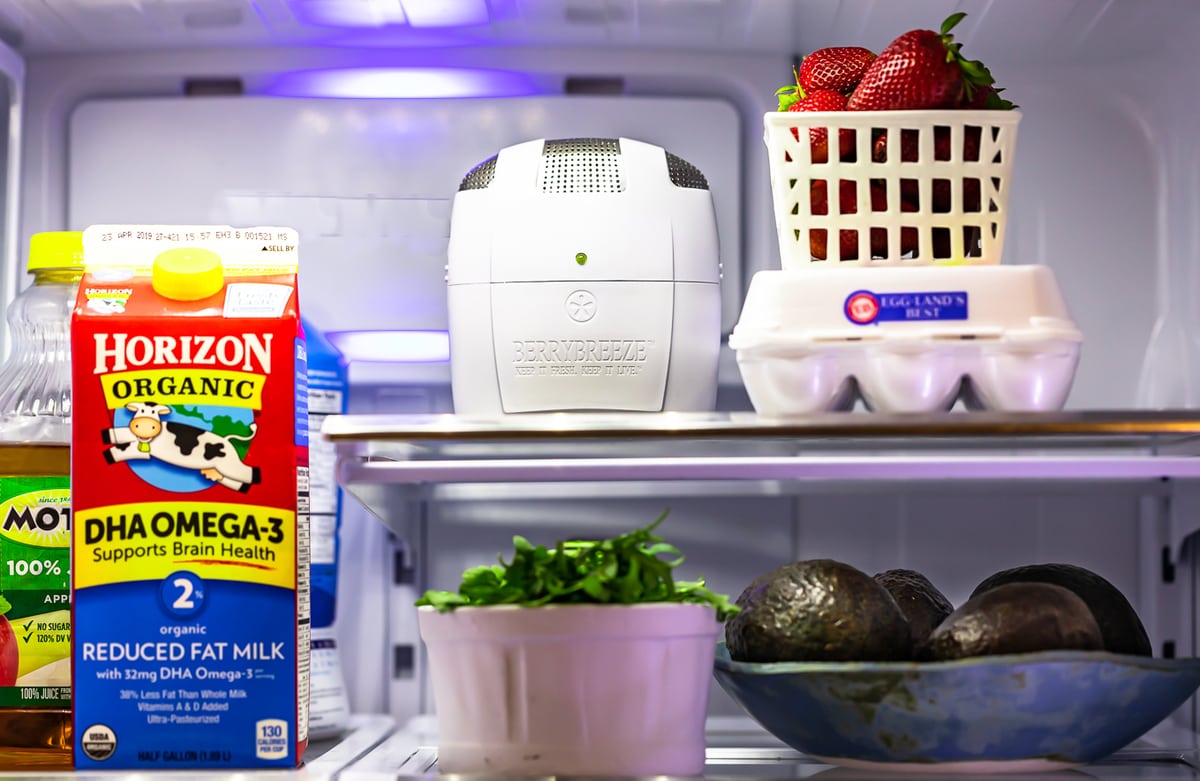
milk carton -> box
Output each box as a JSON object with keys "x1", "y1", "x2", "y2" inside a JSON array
[{"x1": 70, "y1": 226, "x2": 308, "y2": 769}]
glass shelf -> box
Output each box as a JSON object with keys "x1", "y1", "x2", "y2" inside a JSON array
[
  {"x1": 324, "y1": 410, "x2": 1200, "y2": 444},
  {"x1": 325, "y1": 410, "x2": 1200, "y2": 485},
  {"x1": 339, "y1": 716, "x2": 1200, "y2": 781},
  {"x1": 0, "y1": 714, "x2": 394, "y2": 780},
  {"x1": 323, "y1": 417, "x2": 1200, "y2": 779}
]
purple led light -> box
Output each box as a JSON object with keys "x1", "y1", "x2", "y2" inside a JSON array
[
  {"x1": 291, "y1": 0, "x2": 406, "y2": 28},
  {"x1": 401, "y1": 0, "x2": 489, "y2": 27},
  {"x1": 264, "y1": 67, "x2": 538, "y2": 99},
  {"x1": 327, "y1": 330, "x2": 450, "y2": 363},
  {"x1": 291, "y1": 0, "x2": 489, "y2": 28}
]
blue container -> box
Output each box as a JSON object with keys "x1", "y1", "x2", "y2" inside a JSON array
[
  {"x1": 304, "y1": 318, "x2": 347, "y2": 629},
  {"x1": 714, "y1": 642, "x2": 1200, "y2": 771}
]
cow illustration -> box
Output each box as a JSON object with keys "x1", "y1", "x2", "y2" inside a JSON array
[{"x1": 102, "y1": 402, "x2": 261, "y2": 492}]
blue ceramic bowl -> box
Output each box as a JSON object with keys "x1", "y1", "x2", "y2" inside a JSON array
[{"x1": 713, "y1": 642, "x2": 1200, "y2": 773}]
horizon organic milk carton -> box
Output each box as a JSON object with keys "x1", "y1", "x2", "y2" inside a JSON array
[{"x1": 69, "y1": 226, "x2": 309, "y2": 769}]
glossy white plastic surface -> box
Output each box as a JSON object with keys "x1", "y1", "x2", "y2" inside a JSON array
[
  {"x1": 417, "y1": 602, "x2": 720, "y2": 776},
  {"x1": 446, "y1": 136, "x2": 722, "y2": 414}
]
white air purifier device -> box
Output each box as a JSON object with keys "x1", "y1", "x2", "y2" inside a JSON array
[{"x1": 447, "y1": 137, "x2": 722, "y2": 414}]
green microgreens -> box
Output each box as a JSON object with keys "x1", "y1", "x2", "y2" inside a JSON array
[{"x1": 415, "y1": 510, "x2": 739, "y2": 621}]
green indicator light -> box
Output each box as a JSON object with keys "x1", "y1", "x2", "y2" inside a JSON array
[{"x1": 575, "y1": 252, "x2": 587, "y2": 266}]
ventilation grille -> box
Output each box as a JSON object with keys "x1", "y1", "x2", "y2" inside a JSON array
[
  {"x1": 459, "y1": 141, "x2": 710, "y2": 193},
  {"x1": 540, "y1": 138, "x2": 624, "y2": 193},
  {"x1": 458, "y1": 155, "x2": 497, "y2": 191},
  {"x1": 666, "y1": 151, "x2": 709, "y2": 190}
]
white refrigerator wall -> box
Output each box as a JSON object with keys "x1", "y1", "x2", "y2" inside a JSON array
[
  {"x1": 64, "y1": 94, "x2": 744, "y2": 335},
  {"x1": 0, "y1": 0, "x2": 1197, "y2": 736},
  {"x1": 9, "y1": 29, "x2": 1200, "y2": 409}
]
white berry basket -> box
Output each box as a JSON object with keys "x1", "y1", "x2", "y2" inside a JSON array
[{"x1": 764, "y1": 109, "x2": 1022, "y2": 269}]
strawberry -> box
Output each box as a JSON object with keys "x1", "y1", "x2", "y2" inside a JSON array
[
  {"x1": 789, "y1": 88, "x2": 848, "y2": 114},
  {"x1": 961, "y1": 83, "x2": 1017, "y2": 110},
  {"x1": 847, "y1": 13, "x2": 1002, "y2": 112},
  {"x1": 778, "y1": 68, "x2": 856, "y2": 164},
  {"x1": 871, "y1": 126, "x2": 980, "y2": 164},
  {"x1": 799, "y1": 47, "x2": 877, "y2": 94},
  {"x1": 807, "y1": 178, "x2": 980, "y2": 261},
  {"x1": 808, "y1": 179, "x2": 917, "y2": 260},
  {"x1": 872, "y1": 126, "x2": 983, "y2": 213},
  {"x1": 787, "y1": 89, "x2": 853, "y2": 164}
]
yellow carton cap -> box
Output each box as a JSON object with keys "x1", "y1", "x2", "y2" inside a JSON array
[
  {"x1": 27, "y1": 231, "x2": 84, "y2": 272},
  {"x1": 152, "y1": 247, "x2": 225, "y2": 301}
]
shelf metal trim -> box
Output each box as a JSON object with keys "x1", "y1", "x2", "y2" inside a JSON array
[
  {"x1": 322, "y1": 411, "x2": 1200, "y2": 442},
  {"x1": 338, "y1": 455, "x2": 1200, "y2": 484}
]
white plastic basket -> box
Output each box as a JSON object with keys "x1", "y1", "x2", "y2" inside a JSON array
[{"x1": 764, "y1": 110, "x2": 1022, "y2": 269}]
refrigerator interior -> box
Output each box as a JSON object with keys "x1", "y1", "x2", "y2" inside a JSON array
[{"x1": 0, "y1": 0, "x2": 1197, "y2": 777}]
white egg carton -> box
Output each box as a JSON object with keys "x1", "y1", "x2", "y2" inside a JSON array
[{"x1": 729, "y1": 265, "x2": 1083, "y2": 416}]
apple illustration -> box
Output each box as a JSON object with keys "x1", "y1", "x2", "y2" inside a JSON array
[{"x1": 0, "y1": 596, "x2": 19, "y2": 686}]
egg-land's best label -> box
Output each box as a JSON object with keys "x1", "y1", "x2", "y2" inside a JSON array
[
  {"x1": 844, "y1": 289, "x2": 969, "y2": 326},
  {"x1": 71, "y1": 226, "x2": 306, "y2": 770}
]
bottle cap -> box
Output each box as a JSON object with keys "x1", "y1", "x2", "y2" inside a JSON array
[
  {"x1": 151, "y1": 247, "x2": 225, "y2": 301},
  {"x1": 27, "y1": 231, "x2": 84, "y2": 272}
]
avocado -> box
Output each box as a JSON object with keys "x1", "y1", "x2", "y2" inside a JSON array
[
  {"x1": 874, "y1": 569, "x2": 954, "y2": 649},
  {"x1": 725, "y1": 559, "x2": 912, "y2": 663},
  {"x1": 970, "y1": 563, "x2": 1151, "y2": 657},
  {"x1": 925, "y1": 582, "x2": 1104, "y2": 661}
]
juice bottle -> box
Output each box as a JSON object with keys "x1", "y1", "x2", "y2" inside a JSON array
[
  {"x1": 304, "y1": 317, "x2": 350, "y2": 740},
  {"x1": 0, "y1": 231, "x2": 83, "y2": 769}
]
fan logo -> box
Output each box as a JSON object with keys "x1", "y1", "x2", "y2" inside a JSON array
[
  {"x1": 845, "y1": 291, "x2": 880, "y2": 325},
  {"x1": 565, "y1": 290, "x2": 597, "y2": 323}
]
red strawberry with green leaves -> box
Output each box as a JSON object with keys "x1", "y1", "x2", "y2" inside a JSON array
[
  {"x1": 799, "y1": 46, "x2": 877, "y2": 94},
  {"x1": 962, "y1": 83, "x2": 1016, "y2": 110},
  {"x1": 0, "y1": 595, "x2": 18, "y2": 686},
  {"x1": 779, "y1": 73, "x2": 854, "y2": 164},
  {"x1": 847, "y1": 13, "x2": 1004, "y2": 111},
  {"x1": 782, "y1": 86, "x2": 848, "y2": 115}
]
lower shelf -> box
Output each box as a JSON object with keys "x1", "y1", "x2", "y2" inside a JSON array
[
  {"x1": 0, "y1": 714, "x2": 394, "y2": 780},
  {"x1": 340, "y1": 716, "x2": 1200, "y2": 781},
  {"x1": 15, "y1": 713, "x2": 1192, "y2": 779}
]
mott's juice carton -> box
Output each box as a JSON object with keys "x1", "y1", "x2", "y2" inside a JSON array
[{"x1": 69, "y1": 226, "x2": 309, "y2": 768}]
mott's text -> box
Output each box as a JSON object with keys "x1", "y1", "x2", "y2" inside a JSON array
[{"x1": 3, "y1": 504, "x2": 70, "y2": 533}]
